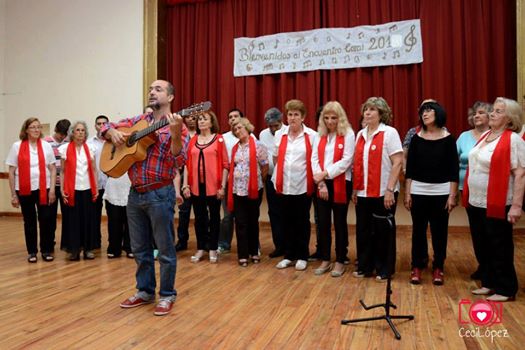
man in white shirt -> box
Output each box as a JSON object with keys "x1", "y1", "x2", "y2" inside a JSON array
[
  {"x1": 259, "y1": 107, "x2": 284, "y2": 258},
  {"x1": 87, "y1": 115, "x2": 109, "y2": 249},
  {"x1": 218, "y1": 108, "x2": 243, "y2": 253}
]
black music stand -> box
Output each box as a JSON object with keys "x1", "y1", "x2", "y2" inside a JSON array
[{"x1": 341, "y1": 213, "x2": 414, "y2": 340}]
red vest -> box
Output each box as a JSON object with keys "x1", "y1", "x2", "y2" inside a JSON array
[{"x1": 353, "y1": 131, "x2": 385, "y2": 197}]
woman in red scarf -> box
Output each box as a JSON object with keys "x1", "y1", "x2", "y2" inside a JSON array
[
  {"x1": 6, "y1": 118, "x2": 57, "y2": 262},
  {"x1": 272, "y1": 99, "x2": 317, "y2": 271},
  {"x1": 311, "y1": 102, "x2": 355, "y2": 277},
  {"x1": 182, "y1": 111, "x2": 229, "y2": 264},
  {"x1": 465, "y1": 97, "x2": 525, "y2": 302},
  {"x1": 352, "y1": 97, "x2": 403, "y2": 281},
  {"x1": 59, "y1": 121, "x2": 98, "y2": 261},
  {"x1": 227, "y1": 118, "x2": 269, "y2": 267}
]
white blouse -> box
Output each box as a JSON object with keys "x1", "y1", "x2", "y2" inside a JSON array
[
  {"x1": 103, "y1": 174, "x2": 131, "y2": 206},
  {"x1": 271, "y1": 124, "x2": 317, "y2": 195},
  {"x1": 5, "y1": 140, "x2": 56, "y2": 191},
  {"x1": 354, "y1": 123, "x2": 403, "y2": 197},
  {"x1": 58, "y1": 143, "x2": 96, "y2": 190},
  {"x1": 467, "y1": 132, "x2": 525, "y2": 208},
  {"x1": 311, "y1": 131, "x2": 355, "y2": 181}
]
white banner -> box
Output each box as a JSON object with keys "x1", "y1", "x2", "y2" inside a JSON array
[{"x1": 234, "y1": 19, "x2": 423, "y2": 77}]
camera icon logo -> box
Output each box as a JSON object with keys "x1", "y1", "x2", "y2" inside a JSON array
[{"x1": 458, "y1": 299, "x2": 503, "y2": 326}]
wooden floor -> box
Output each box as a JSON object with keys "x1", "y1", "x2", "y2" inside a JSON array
[{"x1": 1, "y1": 216, "x2": 524, "y2": 350}]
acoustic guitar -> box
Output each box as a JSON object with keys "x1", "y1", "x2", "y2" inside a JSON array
[{"x1": 100, "y1": 101, "x2": 211, "y2": 178}]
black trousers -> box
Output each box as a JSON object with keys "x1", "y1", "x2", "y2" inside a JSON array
[
  {"x1": 105, "y1": 200, "x2": 131, "y2": 256},
  {"x1": 48, "y1": 185, "x2": 64, "y2": 250},
  {"x1": 410, "y1": 194, "x2": 449, "y2": 270},
  {"x1": 317, "y1": 180, "x2": 352, "y2": 263},
  {"x1": 61, "y1": 190, "x2": 97, "y2": 254},
  {"x1": 355, "y1": 194, "x2": 398, "y2": 276},
  {"x1": 281, "y1": 193, "x2": 312, "y2": 261},
  {"x1": 234, "y1": 190, "x2": 263, "y2": 259},
  {"x1": 265, "y1": 178, "x2": 284, "y2": 252},
  {"x1": 192, "y1": 189, "x2": 221, "y2": 251},
  {"x1": 17, "y1": 189, "x2": 53, "y2": 254},
  {"x1": 468, "y1": 206, "x2": 517, "y2": 297},
  {"x1": 177, "y1": 197, "x2": 191, "y2": 243},
  {"x1": 93, "y1": 189, "x2": 105, "y2": 249},
  {"x1": 466, "y1": 205, "x2": 487, "y2": 276}
]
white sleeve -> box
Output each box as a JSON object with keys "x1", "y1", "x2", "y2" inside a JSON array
[
  {"x1": 386, "y1": 127, "x2": 403, "y2": 156},
  {"x1": 5, "y1": 142, "x2": 20, "y2": 167},
  {"x1": 311, "y1": 136, "x2": 322, "y2": 175},
  {"x1": 272, "y1": 132, "x2": 282, "y2": 158},
  {"x1": 511, "y1": 134, "x2": 525, "y2": 168},
  {"x1": 58, "y1": 144, "x2": 68, "y2": 160},
  {"x1": 326, "y1": 131, "x2": 355, "y2": 179},
  {"x1": 44, "y1": 142, "x2": 56, "y2": 165}
]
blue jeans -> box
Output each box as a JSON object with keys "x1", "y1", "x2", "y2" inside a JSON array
[{"x1": 127, "y1": 185, "x2": 177, "y2": 297}]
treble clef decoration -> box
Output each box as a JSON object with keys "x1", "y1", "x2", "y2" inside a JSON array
[{"x1": 404, "y1": 25, "x2": 417, "y2": 52}]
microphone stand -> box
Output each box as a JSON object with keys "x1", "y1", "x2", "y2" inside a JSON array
[{"x1": 341, "y1": 213, "x2": 414, "y2": 340}]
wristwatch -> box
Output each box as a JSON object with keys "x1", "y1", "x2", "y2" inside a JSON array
[{"x1": 386, "y1": 187, "x2": 395, "y2": 193}]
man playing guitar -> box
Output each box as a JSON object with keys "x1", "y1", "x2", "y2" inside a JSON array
[{"x1": 102, "y1": 79, "x2": 187, "y2": 316}]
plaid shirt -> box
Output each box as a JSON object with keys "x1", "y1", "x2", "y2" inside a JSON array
[
  {"x1": 101, "y1": 113, "x2": 188, "y2": 187},
  {"x1": 44, "y1": 135, "x2": 68, "y2": 186}
]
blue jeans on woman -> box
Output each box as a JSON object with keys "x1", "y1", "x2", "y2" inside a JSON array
[{"x1": 127, "y1": 185, "x2": 177, "y2": 298}]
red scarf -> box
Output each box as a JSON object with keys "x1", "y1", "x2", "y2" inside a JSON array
[
  {"x1": 276, "y1": 132, "x2": 314, "y2": 195},
  {"x1": 462, "y1": 130, "x2": 512, "y2": 219},
  {"x1": 63, "y1": 142, "x2": 97, "y2": 206},
  {"x1": 227, "y1": 137, "x2": 258, "y2": 211},
  {"x1": 186, "y1": 134, "x2": 226, "y2": 195},
  {"x1": 318, "y1": 135, "x2": 346, "y2": 203},
  {"x1": 18, "y1": 139, "x2": 48, "y2": 205},
  {"x1": 353, "y1": 131, "x2": 384, "y2": 197}
]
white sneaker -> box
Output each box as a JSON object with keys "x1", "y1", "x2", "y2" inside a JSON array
[
  {"x1": 276, "y1": 259, "x2": 292, "y2": 269},
  {"x1": 295, "y1": 259, "x2": 307, "y2": 271}
]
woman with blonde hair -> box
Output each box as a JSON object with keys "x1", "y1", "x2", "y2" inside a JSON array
[
  {"x1": 311, "y1": 101, "x2": 355, "y2": 277},
  {"x1": 6, "y1": 118, "x2": 57, "y2": 262}
]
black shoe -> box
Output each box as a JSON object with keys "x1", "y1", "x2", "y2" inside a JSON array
[
  {"x1": 175, "y1": 241, "x2": 188, "y2": 252},
  {"x1": 308, "y1": 252, "x2": 321, "y2": 262},
  {"x1": 343, "y1": 257, "x2": 351, "y2": 265},
  {"x1": 269, "y1": 249, "x2": 284, "y2": 258}
]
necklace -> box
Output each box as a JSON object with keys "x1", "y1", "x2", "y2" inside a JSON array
[{"x1": 484, "y1": 130, "x2": 503, "y2": 143}]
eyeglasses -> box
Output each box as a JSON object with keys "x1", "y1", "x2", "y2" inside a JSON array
[{"x1": 422, "y1": 108, "x2": 434, "y2": 113}]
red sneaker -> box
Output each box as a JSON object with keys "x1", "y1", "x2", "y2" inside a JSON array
[
  {"x1": 154, "y1": 298, "x2": 174, "y2": 316},
  {"x1": 410, "y1": 268, "x2": 422, "y2": 285},
  {"x1": 120, "y1": 293, "x2": 154, "y2": 308},
  {"x1": 432, "y1": 268, "x2": 444, "y2": 285}
]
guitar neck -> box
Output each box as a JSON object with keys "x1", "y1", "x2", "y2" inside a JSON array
[{"x1": 135, "y1": 118, "x2": 168, "y2": 140}]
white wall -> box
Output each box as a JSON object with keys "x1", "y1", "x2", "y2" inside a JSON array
[
  {"x1": 2, "y1": 0, "x2": 143, "y2": 167},
  {"x1": 0, "y1": 0, "x2": 6, "y2": 162},
  {"x1": 0, "y1": 0, "x2": 143, "y2": 212}
]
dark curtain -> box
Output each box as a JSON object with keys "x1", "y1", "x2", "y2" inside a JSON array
[{"x1": 166, "y1": 0, "x2": 516, "y2": 137}]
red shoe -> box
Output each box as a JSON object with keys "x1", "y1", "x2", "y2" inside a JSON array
[
  {"x1": 432, "y1": 268, "x2": 444, "y2": 285},
  {"x1": 120, "y1": 293, "x2": 154, "y2": 308},
  {"x1": 410, "y1": 268, "x2": 422, "y2": 284},
  {"x1": 154, "y1": 298, "x2": 174, "y2": 316}
]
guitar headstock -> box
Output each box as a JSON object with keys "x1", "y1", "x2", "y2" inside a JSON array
[{"x1": 180, "y1": 101, "x2": 212, "y2": 117}]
